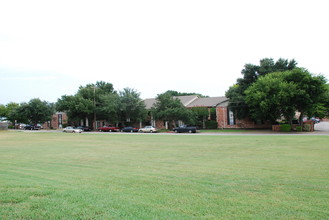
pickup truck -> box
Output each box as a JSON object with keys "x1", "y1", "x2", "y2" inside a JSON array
[
  {"x1": 172, "y1": 125, "x2": 197, "y2": 133},
  {"x1": 98, "y1": 126, "x2": 120, "y2": 132}
]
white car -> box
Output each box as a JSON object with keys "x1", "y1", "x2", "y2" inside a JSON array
[
  {"x1": 138, "y1": 126, "x2": 157, "y2": 133},
  {"x1": 63, "y1": 126, "x2": 83, "y2": 133}
]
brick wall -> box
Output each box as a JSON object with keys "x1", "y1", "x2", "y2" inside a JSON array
[
  {"x1": 42, "y1": 112, "x2": 68, "y2": 129},
  {"x1": 216, "y1": 106, "x2": 271, "y2": 129}
]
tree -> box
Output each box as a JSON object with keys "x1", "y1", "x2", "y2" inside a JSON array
[
  {"x1": 6, "y1": 102, "x2": 24, "y2": 124},
  {"x1": 0, "y1": 104, "x2": 8, "y2": 119},
  {"x1": 56, "y1": 81, "x2": 117, "y2": 127},
  {"x1": 10, "y1": 99, "x2": 54, "y2": 125},
  {"x1": 24, "y1": 98, "x2": 54, "y2": 125},
  {"x1": 244, "y1": 68, "x2": 329, "y2": 124},
  {"x1": 245, "y1": 72, "x2": 298, "y2": 123},
  {"x1": 226, "y1": 58, "x2": 298, "y2": 119},
  {"x1": 118, "y1": 88, "x2": 146, "y2": 125},
  {"x1": 56, "y1": 95, "x2": 94, "y2": 123},
  {"x1": 97, "y1": 93, "x2": 120, "y2": 124},
  {"x1": 282, "y1": 68, "x2": 328, "y2": 122},
  {"x1": 152, "y1": 93, "x2": 194, "y2": 128}
]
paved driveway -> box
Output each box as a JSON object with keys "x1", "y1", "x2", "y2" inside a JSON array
[{"x1": 314, "y1": 122, "x2": 329, "y2": 133}]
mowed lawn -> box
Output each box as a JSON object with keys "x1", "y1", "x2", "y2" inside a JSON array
[{"x1": 0, "y1": 132, "x2": 328, "y2": 219}]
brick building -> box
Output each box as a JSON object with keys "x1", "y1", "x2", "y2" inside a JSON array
[
  {"x1": 216, "y1": 99, "x2": 271, "y2": 129},
  {"x1": 144, "y1": 95, "x2": 272, "y2": 129},
  {"x1": 42, "y1": 112, "x2": 68, "y2": 129}
]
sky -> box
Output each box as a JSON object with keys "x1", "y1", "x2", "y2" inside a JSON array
[{"x1": 1, "y1": 0, "x2": 328, "y2": 105}]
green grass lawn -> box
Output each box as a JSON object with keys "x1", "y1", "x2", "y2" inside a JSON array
[{"x1": 0, "y1": 131, "x2": 328, "y2": 219}]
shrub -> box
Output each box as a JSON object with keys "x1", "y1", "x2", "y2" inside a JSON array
[
  {"x1": 303, "y1": 124, "x2": 311, "y2": 132},
  {"x1": 296, "y1": 126, "x2": 303, "y2": 132},
  {"x1": 205, "y1": 120, "x2": 218, "y2": 129},
  {"x1": 280, "y1": 124, "x2": 291, "y2": 132}
]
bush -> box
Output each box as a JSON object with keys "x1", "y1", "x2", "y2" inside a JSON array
[
  {"x1": 303, "y1": 124, "x2": 311, "y2": 132},
  {"x1": 296, "y1": 126, "x2": 303, "y2": 132},
  {"x1": 205, "y1": 120, "x2": 218, "y2": 129},
  {"x1": 280, "y1": 124, "x2": 291, "y2": 132}
]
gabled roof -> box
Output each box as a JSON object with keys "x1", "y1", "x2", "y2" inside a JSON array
[
  {"x1": 144, "y1": 98, "x2": 157, "y2": 109},
  {"x1": 175, "y1": 95, "x2": 198, "y2": 106},
  {"x1": 187, "y1": 96, "x2": 228, "y2": 108},
  {"x1": 144, "y1": 95, "x2": 228, "y2": 109}
]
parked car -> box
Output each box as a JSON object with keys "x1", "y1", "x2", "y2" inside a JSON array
[
  {"x1": 139, "y1": 126, "x2": 157, "y2": 133},
  {"x1": 121, "y1": 126, "x2": 139, "y2": 132},
  {"x1": 98, "y1": 126, "x2": 120, "y2": 132},
  {"x1": 24, "y1": 124, "x2": 41, "y2": 130},
  {"x1": 77, "y1": 126, "x2": 92, "y2": 131},
  {"x1": 173, "y1": 125, "x2": 197, "y2": 133},
  {"x1": 20, "y1": 124, "x2": 27, "y2": 129},
  {"x1": 63, "y1": 126, "x2": 83, "y2": 133}
]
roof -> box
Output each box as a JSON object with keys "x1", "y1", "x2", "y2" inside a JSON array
[
  {"x1": 144, "y1": 98, "x2": 157, "y2": 109},
  {"x1": 187, "y1": 96, "x2": 228, "y2": 108},
  {"x1": 144, "y1": 95, "x2": 228, "y2": 109}
]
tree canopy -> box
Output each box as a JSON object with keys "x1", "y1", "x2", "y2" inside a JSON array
[
  {"x1": 226, "y1": 58, "x2": 298, "y2": 119},
  {"x1": 152, "y1": 92, "x2": 194, "y2": 127},
  {"x1": 244, "y1": 68, "x2": 328, "y2": 123},
  {"x1": 56, "y1": 81, "x2": 146, "y2": 127},
  {"x1": 7, "y1": 99, "x2": 54, "y2": 125}
]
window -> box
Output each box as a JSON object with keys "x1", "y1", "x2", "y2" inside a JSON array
[{"x1": 227, "y1": 109, "x2": 235, "y2": 125}]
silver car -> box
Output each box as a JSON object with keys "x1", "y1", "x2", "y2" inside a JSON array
[
  {"x1": 63, "y1": 126, "x2": 83, "y2": 133},
  {"x1": 138, "y1": 126, "x2": 157, "y2": 133}
]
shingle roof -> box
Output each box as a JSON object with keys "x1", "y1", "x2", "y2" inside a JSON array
[
  {"x1": 144, "y1": 98, "x2": 157, "y2": 109},
  {"x1": 187, "y1": 96, "x2": 228, "y2": 108},
  {"x1": 175, "y1": 95, "x2": 198, "y2": 107},
  {"x1": 144, "y1": 95, "x2": 228, "y2": 109}
]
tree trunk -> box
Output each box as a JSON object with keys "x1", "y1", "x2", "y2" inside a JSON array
[{"x1": 299, "y1": 112, "x2": 304, "y2": 126}]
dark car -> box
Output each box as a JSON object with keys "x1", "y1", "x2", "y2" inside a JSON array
[
  {"x1": 173, "y1": 125, "x2": 197, "y2": 133},
  {"x1": 24, "y1": 124, "x2": 41, "y2": 130},
  {"x1": 121, "y1": 127, "x2": 139, "y2": 132},
  {"x1": 77, "y1": 126, "x2": 92, "y2": 131}
]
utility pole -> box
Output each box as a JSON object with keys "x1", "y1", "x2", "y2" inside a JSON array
[{"x1": 93, "y1": 86, "x2": 97, "y2": 130}]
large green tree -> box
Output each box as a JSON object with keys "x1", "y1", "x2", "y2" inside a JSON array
[
  {"x1": 56, "y1": 95, "x2": 94, "y2": 122},
  {"x1": 245, "y1": 68, "x2": 328, "y2": 124},
  {"x1": 56, "y1": 81, "x2": 118, "y2": 126},
  {"x1": 118, "y1": 88, "x2": 146, "y2": 125},
  {"x1": 245, "y1": 72, "x2": 298, "y2": 123},
  {"x1": 152, "y1": 93, "x2": 194, "y2": 128},
  {"x1": 226, "y1": 58, "x2": 297, "y2": 119},
  {"x1": 11, "y1": 99, "x2": 54, "y2": 125}
]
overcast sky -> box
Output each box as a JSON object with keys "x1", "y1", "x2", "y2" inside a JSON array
[{"x1": 1, "y1": 0, "x2": 328, "y2": 105}]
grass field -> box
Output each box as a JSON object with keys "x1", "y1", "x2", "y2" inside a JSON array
[{"x1": 0, "y1": 131, "x2": 328, "y2": 219}]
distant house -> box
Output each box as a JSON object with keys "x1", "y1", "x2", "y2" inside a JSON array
[{"x1": 144, "y1": 95, "x2": 272, "y2": 129}]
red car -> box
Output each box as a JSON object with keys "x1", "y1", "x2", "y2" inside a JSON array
[{"x1": 98, "y1": 126, "x2": 120, "y2": 132}]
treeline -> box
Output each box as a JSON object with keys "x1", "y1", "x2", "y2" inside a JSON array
[
  {"x1": 0, "y1": 81, "x2": 210, "y2": 128},
  {"x1": 1, "y1": 58, "x2": 329, "y2": 127}
]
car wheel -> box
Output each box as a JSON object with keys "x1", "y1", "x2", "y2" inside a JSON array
[
  {"x1": 174, "y1": 130, "x2": 178, "y2": 133},
  {"x1": 130, "y1": 130, "x2": 133, "y2": 133},
  {"x1": 188, "y1": 130, "x2": 192, "y2": 133}
]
